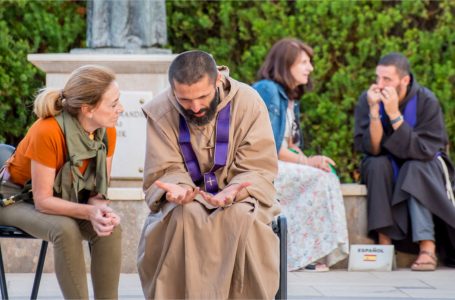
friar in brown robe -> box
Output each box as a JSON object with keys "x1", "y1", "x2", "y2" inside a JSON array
[{"x1": 137, "y1": 50, "x2": 281, "y2": 298}]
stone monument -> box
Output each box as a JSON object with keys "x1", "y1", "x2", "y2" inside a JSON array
[
  {"x1": 84, "y1": 0, "x2": 169, "y2": 53},
  {"x1": 68, "y1": 0, "x2": 173, "y2": 180}
]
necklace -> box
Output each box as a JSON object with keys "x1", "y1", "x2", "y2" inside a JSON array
[
  {"x1": 87, "y1": 131, "x2": 95, "y2": 140},
  {"x1": 84, "y1": 129, "x2": 95, "y2": 141}
]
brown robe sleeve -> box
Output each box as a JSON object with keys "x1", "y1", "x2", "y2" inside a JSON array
[
  {"x1": 225, "y1": 87, "x2": 278, "y2": 207},
  {"x1": 141, "y1": 99, "x2": 196, "y2": 211}
]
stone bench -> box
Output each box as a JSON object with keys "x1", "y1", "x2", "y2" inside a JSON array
[
  {"x1": 1, "y1": 184, "x2": 416, "y2": 272},
  {"x1": 332, "y1": 184, "x2": 371, "y2": 268}
]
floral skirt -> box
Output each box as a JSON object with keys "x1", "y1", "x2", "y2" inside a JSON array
[{"x1": 275, "y1": 160, "x2": 349, "y2": 271}]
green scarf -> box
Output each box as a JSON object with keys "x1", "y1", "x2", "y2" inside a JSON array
[{"x1": 54, "y1": 111, "x2": 108, "y2": 203}]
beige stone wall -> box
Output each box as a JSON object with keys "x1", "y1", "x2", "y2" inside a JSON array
[{"x1": 1, "y1": 184, "x2": 416, "y2": 272}]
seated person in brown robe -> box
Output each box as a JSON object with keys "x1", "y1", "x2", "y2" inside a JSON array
[
  {"x1": 354, "y1": 52, "x2": 455, "y2": 271},
  {"x1": 137, "y1": 50, "x2": 281, "y2": 298}
]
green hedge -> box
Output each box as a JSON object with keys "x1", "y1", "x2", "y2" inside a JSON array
[
  {"x1": 167, "y1": 0, "x2": 455, "y2": 182},
  {"x1": 1, "y1": 0, "x2": 454, "y2": 182},
  {"x1": 0, "y1": 0, "x2": 85, "y2": 145}
]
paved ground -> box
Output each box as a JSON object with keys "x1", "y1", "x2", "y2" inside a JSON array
[{"x1": 3, "y1": 268, "x2": 455, "y2": 299}]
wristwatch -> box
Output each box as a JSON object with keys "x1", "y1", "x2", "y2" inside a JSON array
[{"x1": 390, "y1": 115, "x2": 403, "y2": 125}]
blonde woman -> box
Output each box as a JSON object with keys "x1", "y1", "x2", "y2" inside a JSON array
[{"x1": 0, "y1": 65, "x2": 124, "y2": 299}]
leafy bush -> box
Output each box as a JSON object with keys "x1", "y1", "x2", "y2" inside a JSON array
[
  {"x1": 167, "y1": 0, "x2": 455, "y2": 182},
  {"x1": 0, "y1": 0, "x2": 85, "y2": 145}
]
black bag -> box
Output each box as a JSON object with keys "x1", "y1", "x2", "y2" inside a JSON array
[
  {"x1": 0, "y1": 144, "x2": 33, "y2": 207},
  {"x1": 0, "y1": 175, "x2": 33, "y2": 207}
]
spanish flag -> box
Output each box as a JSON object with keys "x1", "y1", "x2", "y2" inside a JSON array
[{"x1": 363, "y1": 254, "x2": 377, "y2": 261}]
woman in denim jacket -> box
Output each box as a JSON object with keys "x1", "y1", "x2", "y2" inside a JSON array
[{"x1": 253, "y1": 38, "x2": 349, "y2": 272}]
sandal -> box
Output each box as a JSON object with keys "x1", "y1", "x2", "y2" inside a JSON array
[
  {"x1": 304, "y1": 262, "x2": 329, "y2": 272},
  {"x1": 411, "y1": 250, "x2": 437, "y2": 271}
]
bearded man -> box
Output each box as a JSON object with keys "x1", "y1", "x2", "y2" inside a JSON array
[
  {"x1": 137, "y1": 50, "x2": 280, "y2": 298},
  {"x1": 354, "y1": 52, "x2": 455, "y2": 271}
]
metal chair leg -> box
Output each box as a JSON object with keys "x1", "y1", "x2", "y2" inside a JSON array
[
  {"x1": 278, "y1": 216, "x2": 287, "y2": 300},
  {"x1": 273, "y1": 215, "x2": 288, "y2": 300},
  {"x1": 0, "y1": 246, "x2": 9, "y2": 300},
  {"x1": 30, "y1": 241, "x2": 48, "y2": 300}
]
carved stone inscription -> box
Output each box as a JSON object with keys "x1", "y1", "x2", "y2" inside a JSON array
[{"x1": 111, "y1": 91, "x2": 154, "y2": 179}]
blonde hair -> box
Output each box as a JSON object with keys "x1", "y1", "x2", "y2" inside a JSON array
[{"x1": 33, "y1": 65, "x2": 116, "y2": 118}]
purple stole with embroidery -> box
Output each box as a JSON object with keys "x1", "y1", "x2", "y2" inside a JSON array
[
  {"x1": 178, "y1": 103, "x2": 231, "y2": 194},
  {"x1": 380, "y1": 95, "x2": 417, "y2": 181}
]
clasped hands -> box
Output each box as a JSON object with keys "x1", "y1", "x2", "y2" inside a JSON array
[
  {"x1": 88, "y1": 194, "x2": 121, "y2": 237},
  {"x1": 367, "y1": 85, "x2": 400, "y2": 119},
  {"x1": 155, "y1": 180, "x2": 251, "y2": 208}
]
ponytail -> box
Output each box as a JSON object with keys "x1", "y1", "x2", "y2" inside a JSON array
[{"x1": 33, "y1": 88, "x2": 64, "y2": 119}]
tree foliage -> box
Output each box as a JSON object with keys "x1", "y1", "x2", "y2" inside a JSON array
[
  {"x1": 0, "y1": 0, "x2": 85, "y2": 145},
  {"x1": 167, "y1": 0, "x2": 455, "y2": 182}
]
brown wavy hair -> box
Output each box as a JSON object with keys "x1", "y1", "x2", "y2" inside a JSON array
[{"x1": 257, "y1": 38, "x2": 314, "y2": 99}]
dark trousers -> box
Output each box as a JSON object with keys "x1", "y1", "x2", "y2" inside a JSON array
[{"x1": 362, "y1": 155, "x2": 434, "y2": 242}]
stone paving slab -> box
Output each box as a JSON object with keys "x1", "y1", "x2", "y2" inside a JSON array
[
  {"x1": 3, "y1": 268, "x2": 455, "y2": 299},
  {"x1": 290, "y1": 268, "x2": 455, "y2": 299}
]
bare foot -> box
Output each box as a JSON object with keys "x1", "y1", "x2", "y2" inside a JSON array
[
  {"x1": 420, "y1": 240, "x2": 435, "y2": 254},
  {"x1": 378, "y1": 232, "x2": 392, "y2": 245},
  {"x1": 411, "y1": 250, "x2": 437, "y2": 271},
  {"x1": 411, "y1": 240, "x2": 437, "y2": 271}
]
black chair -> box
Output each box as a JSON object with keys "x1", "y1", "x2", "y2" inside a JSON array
[
  {"x1": 272, "y1": 215, "x2": 287, "y2": 300},
  {"x1": 0, "y1": 144, "x2": 48, "y2": 300},
  {"x1": 0, "y1": 227, "x2": 48, "y2": 300}
]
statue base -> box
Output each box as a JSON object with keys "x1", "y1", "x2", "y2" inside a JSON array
[{"x1": 70, "y1": 47, "x2": 172, "y2": 54}]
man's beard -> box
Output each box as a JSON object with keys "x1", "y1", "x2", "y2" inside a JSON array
[
  {"x1": 182, "y1": 89, "x2": 220, "y2": 126},
  {"x1": 394, "y1": 82, "x2": 410, "y2": 102},
  {"x1": 395, "y1": 85, "x2": 402, "y2": 99}
]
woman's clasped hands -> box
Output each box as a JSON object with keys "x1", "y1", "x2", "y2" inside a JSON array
[
  {"x1": 155, "y1": 180, "x2": 251, "y2": 208},
  {"x1": 88, "y1": 194, "x2": 121, "y2": 237}
]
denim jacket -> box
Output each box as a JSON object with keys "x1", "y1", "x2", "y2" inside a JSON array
[{"x1": 252, "y1": 79, "x2": 301, "y2": 153}]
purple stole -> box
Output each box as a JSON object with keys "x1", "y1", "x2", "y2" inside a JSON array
[
  {"x1": 178, "y1": 103, "x2": 231, "y2": 194},
  {"x1": 380, "y1": 95, "x2": 417, "y2": 181}
]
